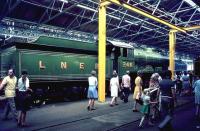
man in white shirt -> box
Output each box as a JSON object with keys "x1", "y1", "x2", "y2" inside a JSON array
[{"x1": 121, "y1": 70, "x2": 131, "y2": 103}]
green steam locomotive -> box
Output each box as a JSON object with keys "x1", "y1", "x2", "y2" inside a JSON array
[{"x1": 0, "y1": 36, "x2": 186, "y2": 101}]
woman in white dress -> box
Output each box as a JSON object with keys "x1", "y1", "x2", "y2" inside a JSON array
[{"x1": 110, "y1": 70, "x2": 120, "y2": 106}]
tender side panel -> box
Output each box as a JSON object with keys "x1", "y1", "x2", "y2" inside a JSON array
[{"x1": 19, "y1": 50, "x2": 112, "y2": 81}]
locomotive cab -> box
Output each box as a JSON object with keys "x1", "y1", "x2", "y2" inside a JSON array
[{"x1": 106, "y1": 41, "x2": 134, "y2": 75}]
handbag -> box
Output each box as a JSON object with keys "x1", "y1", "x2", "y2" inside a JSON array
[
  {"x1": 136, "y1": 92, "x2": 140, "y2": 100},
  {"x1": 119, "y1": 91, "x2": 125, "y2": 100},
  {"x1": 136, "y1": 98, "x2": 143, "y2": 105},
  {"x1": 136, "y1": 92, "x2": 143, "y2": 105}
]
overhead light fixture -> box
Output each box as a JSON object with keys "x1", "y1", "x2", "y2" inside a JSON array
[
  {"x1": 124, "y1": 20, "x2": 138, "y2": 25},
  {"x1": 109, "y1": 15, "x2": 121, "y2": 20},
  {"x1": 77, "y1": 4, "x2": 97, "y2": 12},
  {"x1": 184, "y1": 0, "x2": 200, "y2": 12},
  {"x1": 77, "y1": 4, "x2": 123, "y2": 21},
  {"x1": 59, "y1": 0, "x2": 68, "y2": 3}
]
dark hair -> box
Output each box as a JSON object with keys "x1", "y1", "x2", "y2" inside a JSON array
[
  {"x1": 126, "y1": 70, "x2": 130, "y2": 74},
  {"x1": 22, "y1": 70, "x2": 28, "y2": 75},
  {"x1": 113, "y1": 70, "x2": 117, "y2": 77},
  {"x1": 7, "y1": 68, "x2": 15, "y2": 75},
  {"x1": 163, "y1": 70, "x2": 172, "y2": 79},
  {"x1": 137, "y1": 70, "x2": 142, "y2": 76},
  {"x1": 91, "y1": 70, "x2": 96, "y2": 76},
  {"x1": 184, "y1": 71, "x2": 187, "y2": 75}
]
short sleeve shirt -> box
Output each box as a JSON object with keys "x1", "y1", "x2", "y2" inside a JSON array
[
  {"x1": 17, "y1": 77, "x2": 30, "y2": 92},
  {"x1": 1, "y1": 76, "x2": 17, "y2": 97},
  {"x1": 88, "y1": 76, "x2": 97, "y2": 86},
  {"x1": 159, "y1": 79, "x2": 175, "y2": 97},
  {"x1": 122, "y1": 74, "x2": 131, "y2": 88}
]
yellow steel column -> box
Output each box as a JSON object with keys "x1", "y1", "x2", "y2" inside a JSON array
[
  {"x1": 98, "y1": 4, "x2": 106, "y2": 102},
  {"x1": 169, "y1": 31, "x2": 176, "y2": 80}
]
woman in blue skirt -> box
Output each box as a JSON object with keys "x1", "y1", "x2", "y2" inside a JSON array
[{"x1": 87, "y1": 70, "x2": 98, "y2": 111}]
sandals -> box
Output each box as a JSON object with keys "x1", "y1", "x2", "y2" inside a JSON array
[
  {"x1": 91, "y1": 108, "x2": 96, "y2": 110},
  {"x1": 21, "y1": 124, "x2": 28, "y2": 127},
  {"x1": 17, "y1": 123, "x2": 28, "y2": 127},
  {"x1": 87, "y1": 106, "x2": 91, "y2": 111},
  {"x1": 17, "y1": 122, "x2": 21, "y2": 127},
  {"x1": 132, "y1": 109, "x2": 138, "y2": 112},
  {"x1": 138, "y1": 124, "x2": 143, "y2": 128}
]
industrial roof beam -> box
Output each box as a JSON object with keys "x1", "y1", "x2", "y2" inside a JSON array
[
  {"x1": 65, "y1": 13, "x2": 84, "y2": 30},
  {"x1": 38, "y1": 0, "x2": 56, "y2": 24},
  {"x1": 106, "y1": 8, "x2": 170, "y2": 33},
  {"x1": 70, "y1": 0, "x2": 173, "y2": 36},
  {"x1": 177, "y1": 19, "x2": 200, "y2": 25},
  {"x1": 41, "y1": 1, "x2": 82, "y2": 24},
  {"x1": 150, "y1": 33, "x2": 200, "y2": 46},
  {"x1": 107, "y1": 0, "x2": 186, "y2": 33},
  {"x1": 0, "y1": 0, "x2": 21, "y2": 21},
  {"x1": 183, "y1": 26, "x2": 200, "y2": 31},
  {"x1": 184, "y1": 9, "x2": 197, "y2": 27},
  {"x1": 100, "y1": 0, "x2": 111, "y2": 7},
  {"x1": 118, "y1": 26, "x2": 167, "y2": 39},
  {"x1": 170, "y1": 0, "x2": 184, "y2": 23},
  {"x1": 136, "y1": 33, "x2": 200, "y2": 44},
  {"x1": 134, "y1": 1, "x2": 184, "y2": 24},
  {"x1": 152, "y1": 0, "x2": 160, "y2": 15}
]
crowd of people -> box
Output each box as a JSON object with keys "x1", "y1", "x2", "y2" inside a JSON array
[
  {"x1": 0, "y1": 68, "x2": 199, "y2": 129},
  {"x1": 87, "y1": 69, "x2": 198, "y2": 129}
]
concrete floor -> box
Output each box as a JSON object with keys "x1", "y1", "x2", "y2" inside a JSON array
[
  {"x1": 112, "y1": 102, "x2": 200, "y2": 131},
  {"x1": 0, "y1": 96, "x2": 194, "y2": 131}
]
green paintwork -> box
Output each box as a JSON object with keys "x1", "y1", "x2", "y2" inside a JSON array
[
  {"x1": 118, "y1": 57, "x2": 135, "y2": 77},
  {"x1": 2, "y1": 36, "x2": 165, "y2": 82},
  {"x1": 34, "y1": 36, "x2": 97, "y2": 51},
  {"x1": 20, "y1": 49, "x2": 110, "y2": 80},
  {"x1": 1, "y1": 48, "x2": 112, "y2": 81}
]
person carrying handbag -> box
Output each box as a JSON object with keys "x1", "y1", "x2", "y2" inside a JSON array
[
  {"x1": 16, "y1": 70, "x2": 32, "y2": 127},
  {"x1": 133, "y1": 70, "x2": 143, "y2": 112}
]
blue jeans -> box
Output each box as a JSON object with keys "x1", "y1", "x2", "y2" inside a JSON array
[
  {"x1": 2, "y1": 97, "x2": 18, "y2": 120},
  {"x1": 161, "y1": 97, "x2": 174, "y2": 119}
]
